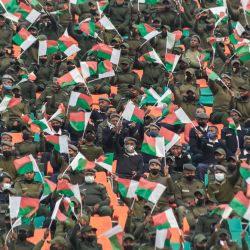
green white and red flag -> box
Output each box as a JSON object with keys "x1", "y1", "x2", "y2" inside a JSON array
[
  {"x1": 69, "y1": 0, "x2": 87, "y2": 4},
  {"x1": 13, "y1": 154, "x2": 40, "y2": 175},
  {"x1": 70, "y1": 152, "x2": 95, "y2": 171},
  {"x1": 241, "y1": 0, "x2": 250, "y2": 14},
  {"x1": 69, "y1": 111, "x2": 91, "y2": 132},
  {"x1": 80, "y1": 61, "x2": 97, "y2": 79},
  {"x1": 98, "y1": 15, "x2": 116, "y2": 30},
  {"x1": 0, "y1": 0, "x2": 18, "y2": 13},
  {"x1": 9, "y1": 196, "x2": 40, "y2": 219},
  {"x1": 90, "y1": 43, "x2": 120, "y2": 65},
  {"x1": 41, "y1": 177, "x2": 57, "y2": 200},
  {"x1": 38, "y1": 40, "x2": 59, "y2": 56},
  {"x1": 206, "y1": 68, "x2": 221, "y2": 81},
  {"x1": 138, "y1": 0, "x2": 159, "y2": 4},
  {"x1": 152, "y1": 208, "x2": 179, "y2": 229},
  {"x1": 69, "y1": 91, "x2": 92, "y2": 111},
  {"x1": 48, "y1": 103, "x2": 65, "y2": 122},
  {"x1": 208, "y1": 36, "x2": 216, "y2": 51},
  {"x1": 32, "y1": 117, "x2": 54, "y2": 135},
  {"x1": 45, "y1": 135, "x2": 69, "y2": 154},
  {"x1": 21, "y1": 114, "x2": 32, "y2": 125},
  {"x1": 58, "y1": 68, "x2": 84, "y2": 88},
  {"x1": 227, "y1": 117, "x2": 237, "y2": 134},
  {"x1": 235, "y1": 42, "x2": 250, "y2": 62},
  {"x1": 116, "y1": 177, "x2": 139, "y2": 198},
  {"x1": 137, "y1": 23, "x2": 160, "y2": 41},
  {"x1": 199, "y1": 51, "x2": 211, "y2": 64},
  {"x1": 98, "y1": 60, "x2": 115, "y2": 79},
  {"x1": 141, "y1": 134, "x2": 165, "y2": 157},
  {"x1": 229, "y1": 191, "x2": 250, "y2": 221},
  {"x1": 56, "y1": 180, "x2": 74, "y2": 197},
  {"x1": 102, "y1": 225, "x2": 124, "y2": 250},
  {"x1": 58, "y1": 31, "x2": 80, "y2": 57},
  {"x1": 166, "y1": 30, "x2": 182, "y2": 50},
  {"x1": 95, "y1": 153, "x2": 114, "y2": 172},
  {"x1": 0, "y1": 95, "x2": 21, "y2": 112},
  {"x1": 138, "y1": 49, "x2": 163, "y2": 64},
  {"x1": 229, "y1": 22, "x2": 245, "y2": 44},
  {"x1": 161, "y1": 107, "x2": 191, "y2": 125},
  {"x1": 156, "y1": 89, "x2": 173, "y2": 105},
  {"x1": 51, "y1": 197, "x2": 63, "y2": 223},
  {"x1": 16, "y1": 2, "x2": 40, "y2": 24},
  {"x1": 159, "y1": 127, "x2": 180, "y2": 152},
  {"x1": 80, "y1": 21, "x2": 97, "y2": 37},
  {"x1": 26, "y1": 0, "x2": 40, "y2": 6},
  {"x1": 12, "y1": 28, "x2": 36, "y2": 51},
  {"x1": 209, "y1": 6, "x2": 227, "y2": 28},
  {"x1": 240, "y1": 161, "x2": 250, "y2": 185},
  {"x1": 136, "y1": 178, "x2": 166, "y2": 204},
  {"x1": 155, "y1": 229, "x2": 171, "y2": 249},
  {"x1": 97, "y1": 0, "x2": 109, "y2": 14},
  {"x1": 122, "y1": 101, "x2": 145, "y2": 124},
  {"x1": 164, "y1": 53, "x2": 180, "y2": 72},
  {"x1": 139, "y1": 87, "x2": 160, "y2": 107},
  {"x1": 210, "y1": 204, "x2": 233, "y2": 219}
]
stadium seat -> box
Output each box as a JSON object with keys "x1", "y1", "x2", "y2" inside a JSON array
[
  {"x1": 27, "y1": 228, "x2": 51, "y2": 249},
  {"x1": 9, "y1": 132, "x2": 23, "y2": 144},
  {"x1": 46, "y1": 161, "x2": 54, "y2": 175},
  {"x1": 90, "y1": 216, "x2": 112, "y2": 236},
  {"x1": 113, "y1": 205, "x2": 128, "y2": 229}
]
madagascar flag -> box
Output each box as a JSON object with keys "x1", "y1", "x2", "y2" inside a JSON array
[
  {"x1": 69, "y1": 91, "x2": 92, "y2": 111},
  {"x1": 14, "y1": 155, "x2": 38, "y2": 175},
  {"x1": 69, "y1": 111, "x2": 91, "y2": 132},
  {"x1": 240, "y1": 161, "x2": 250, "y2": 185},
  {"x1": 80, "y1": 21, "x2": 96, "y2": 37},
  {"x1": 95, "y1": 153, "x2": 114, "y2": 172},
  {"x1": 141, "y1": 134, "x2": 165, "y2": 157},
  {"x1": 12, "y1": 28, "x2": 36, "y2": 51},
  {"x1": 70, "y1": 152, "x2": 95, "y2": 171},
  {"x1": 41, "y1": 178, "x2": 57, "y2": 200},
  {"x1": 152, "y1": 208, "x2": 179, "y2": 229},
  {"x1": 116, "y1": 178, "x2": 139, "y2": 198},
  {"x1": 56, "y1": 180, "x2": 74, "y2": 197},
  {"x1": 122, "y1": 101, "x2": 145, "y2": 124},
  {"x1": 159, "y1": 127, "x2": 180, "y2": 152}
]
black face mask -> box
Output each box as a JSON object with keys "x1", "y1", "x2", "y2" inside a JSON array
[
  {"x1": 67, "y1": 66, "x2": 75, "y2": 71},
  {"x1": 186, "y1": 95, "x2": 195, "y2": 102},
  {"x1": 185, "y1": 175, "x2": 195, "y2": 181},
  {"x1": 124, "y1": 246, "x2": 134, "y2": 250},
  {"x1": 52, "y1": 125, "x2": 61, "y2": 132},
  {"x1": 196, "y1": 198, "x2": 204, "y2": 206},
  {"x1": 86, "y1": 236, "x2": 96, "y2": 242},
  {"x1": 5, "y1": 223, "x2": 11, "y2": 230},
  {"x1": 227, "y1": 164, "x2": 236, "y2": 172},
  {"x1": 196, "y1": 246, "x2": 206, "y2": 250},
  {"x1": 85, "y1": 134, "x2": 95, "y2": 142},
  {"x1": 18, "y1": 232, "x2": 27, "y2": 241},
  {"x1": 3, "y1": 151, "x2": 11, "y2": 158},
  {"x1": 198, "y1": 121, "x2": 207, "y2": 127},
  {"x1": 150, "y1": 169, "x2": 160, "y2": 175},
  {"x1": 40, "y1": 58, "x2": 47, "y2": 64},
  {"x1": 245, "y1": 145, "x2": 250, "y2": 151},
  {"x1": 50, "y1": 246, "x2": 59, "y2": 250},
  {"x1": 14, "y1": 93, "x2": 21, "y2": 98},
  {"x1": 22, "y1": 133, "x2": 30, "y2": 141}
]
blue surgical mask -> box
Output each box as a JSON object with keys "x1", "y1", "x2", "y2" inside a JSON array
[
  {"x1": 3, "y1": 85, "x2": 12, "y2": 91},
  {"x1": 149, "y1": 131, "x2": 158, "y2": 137},
  {"x1": 207, "y1": 131, "x2": 216, "y2": 140}
]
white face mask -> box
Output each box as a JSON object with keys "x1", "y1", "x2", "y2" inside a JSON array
[
  {"x1": 85, "y1": 176, "x2": 95, "y2": 184},
  {"x1": 125, "y1": 145, "x2": 135, "y2": 153},
  {"x1": 215, "y1": 173, "x2": 225, "y2": 182},
  {"x1": 2, "y1": 183, "x2": 11, "y2": 190}
]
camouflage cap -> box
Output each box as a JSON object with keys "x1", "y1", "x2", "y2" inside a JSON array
[
  {"x1": 50, "y1": 236, "x2": 68, "y2": 246},
  {"x1": 194, "y1": 234, "x2": 206, "y2": 243}
]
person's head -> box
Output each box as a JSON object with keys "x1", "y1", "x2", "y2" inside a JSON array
[
  {"x1": 185, "y1": 88, "x2": 196, "y2": 102},
  {"x1": 85, "y1": 131, "x2": 96, "y2": 143},
  {"x1": 84, "y1": 169, "x2": 96, "y2": 184},
  {"x1": 183, "y1": 164, "x2": 196, "y2": 181},
  {"x1": 88, "y1": 1, "x2": 97, "y2": 12},
  {"x1": 81, "y1": 225, "x2": 97, "y2": 242},
  {"x1": 28, "y1": 26, "x2": 38, "y2": 37},
  {"x1": 185, "y1": 68, "x2": 195, "y2": 81},
  {"x1": 57, "y1": 174, "x2": 71, "y2": 183},
  {"x1": 195, "y1": 112, "x2": 209, "y2": 128},
  {"x1": 51, "y1": 83, "x2": 61, "y2": 93},
  {"x1": 17, "y1": 227, "x2": 29, "y2": 241},
  {"x1": 227, "y1": 155, "x2": 237, "y2": 172},
  {"x1": 107, "y1": 106, "x2": 117, "y2": 117},
  {"x1": 221, "y1": 74, "x2": 231, "y2": 88},
  {"x1": 149, "y1": 123, "x2": 160, "y2": 137},
  {"x1": 99, "y1": 98, "x2": 110, "y2": 112},
  {"x1": 239, "y1": 84, "x2": 250, "y2": 99},
  {"x1": 231, "y1": 59, "x2": 240, "y2": 73},
  {"x1": 195, "y1": 106, "x2": 206, "y2": 116},
  {"x1": 214, "y1": 148, "x2": 226, "y2": 163},
  {"x1": 127, "y1": 85, "x2": 143, "y2": 99},
  {"x1": 152, "y1": 18, "x2": 161, "y2": 30},
  {"x1": 170, "y1": 142, "x2": 182, "y2": 157},
  {"x1": 214, "y1": 165, "x2": 227, "y2": 182},
  {"x1": 41, "y1": 15, "x2": 52, "y2": 26},
  {"x1": 165, "y1": 155, "x2": 175, "y2": 169},
  {"x1": 0, "y1": 172, "x2": 12, "y2": 191},
  {"x1": 51, "y1": 117, "x2": 63, "y2": 132},
  {"x1": 22, "y1": 130, "x2": 32, "y2": 141},
  {"x1": 207, "y1": 126, "x2": 218, "y2": 141},
  {"x1": 68, "y1": 144, "x2": 78, "y2": 158},
  {"x1": 120, "y1": 43, "x2": 129, "y2": 55},
  {"x1": 244, "y1": 136, "x2": 250, "y2": 151},
  {"x1": 116, "y1": 0, "x2": 124, "y2": 6},
  {"x1": 123, "y1": 234, "x2": 135, "y2": 250},
  {"x1": 0, "y1": 15, "x2": 6, "y2": 27},
  {"x1": 124, "y1": 137, "x2": 137, "y2": 154},
  {"x1": 149, "y1": 159, "x2": 161, "y2": 176},
  {"x1": 12, "y1": 85, "x2": 22, "y2": 98},
  {"x1": 230, "y1": 109, "x2": 242, "y2": 124},
  {"x1": 2, "y1": 74, "x2": 14, "y2": 91},
  {"x1": 217, "y1": 229, "x2": 230, "y2": 244},
  {"x1": 161, "y1": 25, "x2": 170, "y2": 37},
  {"x1": 109, "y1": 113, "x2": 120, "y2": 127},
  {"x1": 24, "y1": 171, "x2": 35, "y2": 182},
  {"x1": 44, "y1": 1, "x2": 53, "y2": 11},
  {"x1": 1, "y1": 133, "x2": 12, "y2": 142},
  {"x1": 190, "y1": 35, "x2": 200, "y2": 49},
  {"x1": 1, "y1": 142, "x2": 13, "y2": 158},
  {"x1": 193, "y1": 234, "x2": 207, "y2": 250},
  {"x1": 120, "y1": 59, "x2": 130, "y2": 72},
  {"x1": 50, "y1": 236, "x2": 67, "y2": 250},
  {"x1": 39, "y1": 55, "x2": 48, "y2": 64}
]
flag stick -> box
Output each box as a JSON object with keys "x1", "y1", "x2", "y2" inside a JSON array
[
  {"x1": 243, "y1": 10, "x2": 249, "y2": 26},
  {"x1": 244, "y1": 222, "x2": 250, "y2": 232},
  {"x1": 130, "y1": 197, "x2": 136, "y2": 210},
  {"x1": 62, "y1": 164, "x2": 70, "y2": 177},
  {"x1": 150, "y1": 203, "x2": 157, "y2": 214},
  {"x1": 17, "y1": 50, "x2": 26, "y2": 59},
  {"x1": 66, "y1": 102, "x2": 70, "y2": 116}
]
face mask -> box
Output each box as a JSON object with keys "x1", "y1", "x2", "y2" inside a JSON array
[
  {"x1": 245, "y1": 145, "x2": 250, "y2": 151},
  {"x1": 196, "y1": 246, "x2": 206, "y2": 250},
  {"x1": 40, "y1": 58, "x2": 47, "y2": 63},
  {"x1": 185, "y1": 175, "x2": 195, "y2": 181},
  {"x1": 149, "y1": 131, "x2": 158, "y2": 137},
  {"x1": 207, "y1": 131, "x2": 217, "y2": 140},
  {"x1": 186, "y1": 95, "x2": 195, "y2": 101},
  {"x1": 125, "y1": 145, "x2": 135, "y2": 153},
  {"x1": 14, "y1": 93, "x2": 21, "y2": 98},
  {"x1": 86, "y1": 236, "x2": 96, "y2": 242},
  {"x1": 150, "y1": 169, "x2": 160, "y2": 175},
  {"x1": 196, "y1": 198, "x2": 204, "y2": 206},
  {"x1": 85, "y1": 176, "x2": 95, "y2": 183},
  {"x1": 2, "y1": 151, "x2": 11, "y2": 158},
  {"x1": 67, "y1": 66, "x2": 75, "y2": 71},
  {"x1": 185, "y1": 75, "x2": 192, "y2": 81},
  {"x1": 227, "y1": 163, "x2": 236, "y2": 172},
  {"x1": 85, "y1": 134, "x2": 95, "y2": 142},
  {"x1": 2, "y1": 183, "x2": 11, "y2": 190},
  {"x1": 3, "y1": 85, "x2": 12, "y2": 91},
  {"x1": 198, "y1": 121, "x2": 207, "y2": 127},
  {"x1": 52, "y1": 125, "x2": 61, "y2": 132},
  {"x1": 18, "y1": 232, "x2": 27, "y2": 241},
  {"x1": 124, "y1": 246, "x2": 134, "y2": 250},
  {"x1": 215, "y1": 173, "x2": 225, "y2": 182},
  {"x1": 22, "y1": 133, "x2": 30, "y2": 141},
  {"x1": 50, "y1": 246, "x2": 59, "y2": 250}
]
